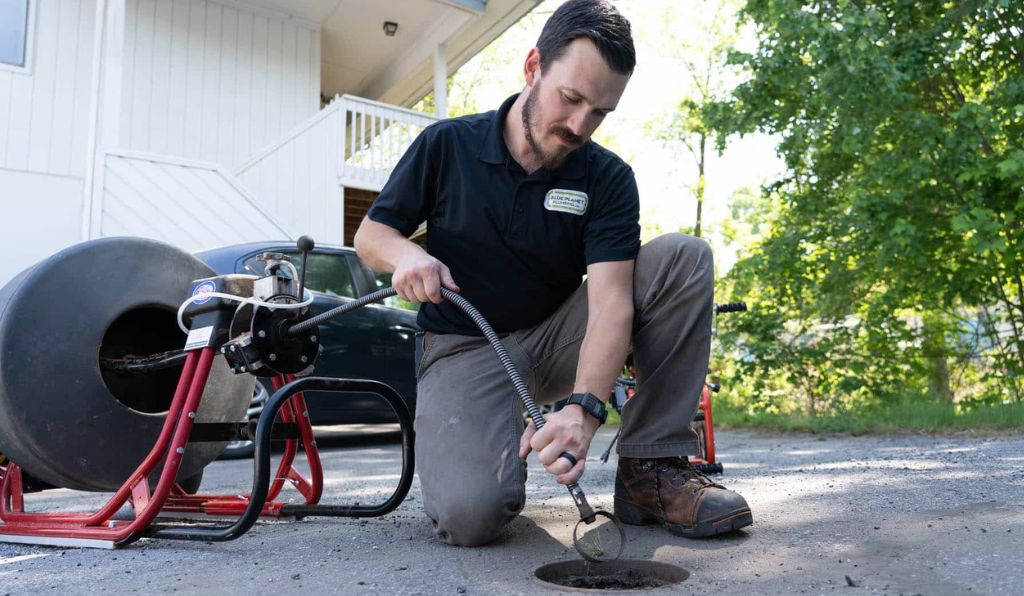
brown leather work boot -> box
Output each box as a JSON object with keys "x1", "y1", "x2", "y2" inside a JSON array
[{"x1": 615, "y1": 456, "x2": 753, "y2": 537}]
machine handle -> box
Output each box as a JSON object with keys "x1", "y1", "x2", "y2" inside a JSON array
[
  {"x1": 714, "y1": 302, "x2": 748, "y2": 314},
  {"x1": 295, "y1": 235, "x2": 315, "y2": 300}
]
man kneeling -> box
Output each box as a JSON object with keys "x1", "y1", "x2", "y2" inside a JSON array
[{"x1": 354, "y1": 0, "x2": 753, "y2": 547}]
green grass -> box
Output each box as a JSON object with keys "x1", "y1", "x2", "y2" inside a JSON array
[{"x1": 712, "y1": 400, "x2": 1024, "y2": 435}]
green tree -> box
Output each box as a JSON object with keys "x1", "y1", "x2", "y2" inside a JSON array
[
  {"x1": 649, "y1": 0, "x2": 745, "y2": 238},
  {"x1": 710, "y1": 0, "x2": 1024, "y2": 411}
]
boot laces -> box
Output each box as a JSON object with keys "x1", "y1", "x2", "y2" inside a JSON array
[{"x1": 661, "y1": 458, "x2": 723, "y2": 490}]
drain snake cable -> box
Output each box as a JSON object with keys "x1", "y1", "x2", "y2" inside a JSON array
[
  {"x1": 164, "y1": 285, "x2": 625, "y2": 561},
  {"x1": 288, "y1": 287, "x2": 626, "y2": 563}
]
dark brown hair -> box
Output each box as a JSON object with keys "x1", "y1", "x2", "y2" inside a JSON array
[{"x1": 536, "y1": 0, "x2": 636, "y2": 75}]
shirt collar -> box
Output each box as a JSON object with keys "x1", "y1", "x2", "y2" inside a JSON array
[{"x1": 478, "y1": 93, "x2": 588, "y2": 180}]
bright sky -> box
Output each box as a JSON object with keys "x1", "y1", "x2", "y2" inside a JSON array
[{"x1": 445, "y1": 0, "x2": 784, "y2": 273}]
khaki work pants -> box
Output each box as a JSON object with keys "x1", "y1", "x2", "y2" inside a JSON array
[{"x1": 414, "y1": 233, "x2": 713, "y2": 546}]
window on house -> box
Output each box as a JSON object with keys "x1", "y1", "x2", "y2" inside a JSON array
[{"x1": 0, "y1": 0, "x2": 30, "y2": 68}]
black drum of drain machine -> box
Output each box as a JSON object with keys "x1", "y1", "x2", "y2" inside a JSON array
[{"x1": 0, "y1": 237, "x2": 253, "y2": 492}]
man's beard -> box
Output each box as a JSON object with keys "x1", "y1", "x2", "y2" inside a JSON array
[{"x1": 522, "y1": 82, "x2": 583, "y2": 170}]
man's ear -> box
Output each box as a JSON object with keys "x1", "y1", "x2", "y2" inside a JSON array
[{"x1": 524, "y1": 47, "x2": 541, "y2": 87}]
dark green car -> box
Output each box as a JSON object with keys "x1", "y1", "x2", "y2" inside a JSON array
[{"x1": 197, "y1": 242, "x2": 420, "y2": 458}]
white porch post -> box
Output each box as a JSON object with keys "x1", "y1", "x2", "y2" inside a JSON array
[
  {"x1": 81, "y1": 0, "x2": 125, "y2": 241},
  {"x1": 433, "y1": 43, "x2": 448, "y2": 118}
]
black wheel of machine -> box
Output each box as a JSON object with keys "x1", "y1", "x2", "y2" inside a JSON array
[
  {"x1": 690, "y1": 421, "x2": 708, "y2": 460},
  {"x1": 177, "y1": 469, "x2": 204, "y2": 494},
  {"x1": 0, "y1": 237, "x2": 253, "y2": 491}
]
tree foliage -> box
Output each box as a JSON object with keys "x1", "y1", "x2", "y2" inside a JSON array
[
  {"x1": 709, "y1": 0, "x2": 1024, "y2": 412},
  {"x1": 648, "y1": 0, "x2": 745, "y2": 238}
]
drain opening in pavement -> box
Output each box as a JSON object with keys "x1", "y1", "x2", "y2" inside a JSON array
[{"x1": 535, "y1": 559, "x2": 689, "y2": 590}]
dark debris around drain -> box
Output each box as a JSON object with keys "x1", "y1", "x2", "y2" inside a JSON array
[{"x1": 554, "y1": 569, "x2": 668, "y2": 590}]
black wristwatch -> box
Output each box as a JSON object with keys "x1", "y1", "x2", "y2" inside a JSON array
[{"x1": 566, "y1": 392, "x2": 608, "y2": 426}]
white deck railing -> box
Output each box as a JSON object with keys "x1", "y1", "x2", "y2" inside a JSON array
[{"x1": 338, "y1": 95, "x2": 438, "y2": 192}]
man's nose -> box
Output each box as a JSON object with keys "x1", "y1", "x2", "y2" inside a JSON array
[{"x1": 566, "y1": 109, "x2": 590, "y2": 138}]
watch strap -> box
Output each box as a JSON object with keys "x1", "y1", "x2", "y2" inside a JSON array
[{"x1": 566, "y1": 392, "x2": 608, "y2": 425}]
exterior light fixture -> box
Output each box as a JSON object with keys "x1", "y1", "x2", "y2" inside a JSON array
[{"x1": 383, "y1": 21, "x2": 398, "y2": 37}]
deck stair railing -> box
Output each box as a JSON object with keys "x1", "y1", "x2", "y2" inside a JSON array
[{"x1": 338, "y1": 95, "x2": 438, "y2": 192}]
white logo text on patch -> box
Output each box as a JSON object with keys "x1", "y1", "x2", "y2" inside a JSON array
[{"x1": 544, "y1": 189, "x2": 588, "y2": 215}]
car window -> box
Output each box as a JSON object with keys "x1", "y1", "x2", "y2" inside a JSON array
[
  {"x1": 373, "y1": 272, "x2": 419, "y2": 311},
  {"x1": 244, "y1": 251, "x2": 356, "y2": 299}
]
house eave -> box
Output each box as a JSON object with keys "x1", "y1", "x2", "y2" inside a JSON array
[{"x1": 378, "y1": 0, "x2": 542, "y2": 108}]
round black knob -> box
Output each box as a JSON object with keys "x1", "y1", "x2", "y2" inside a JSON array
[{"x1": 297, "y1": 235, "x2": 315, "y2": 253}]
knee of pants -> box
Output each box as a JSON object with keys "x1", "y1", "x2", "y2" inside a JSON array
[
  {"x1": 641, "y1": 233, "x2": 715, "y2": 292},
  {"x1": 648, "y1": 232, "x2": 713, "y2": 268},
  {"x1": 430, "y1": 491, "x2": 522, "y2": 547}
]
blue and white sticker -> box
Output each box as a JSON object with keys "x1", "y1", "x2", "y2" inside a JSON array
[
  {"x1": 184, "y1": 326, "x2": 215, "y2": 351},
  {"x1": 544, "y1": 189, "x2": 588, "y2": 215},
  {"x1": 192, "y1": 281, "x2": 217, "y2": 305}
]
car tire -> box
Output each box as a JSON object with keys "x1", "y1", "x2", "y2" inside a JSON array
[
  {"x1": 219, "y1": 383, "x2": 269, "y2": 460},
  {"x1": 219, "y1": 440, "x2": 256, "y2": 460}
]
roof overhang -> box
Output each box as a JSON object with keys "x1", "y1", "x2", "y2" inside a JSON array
[
  {"x1": 234, "y1": 0, "x2": 541, "y2": 107},
  {"x1": 374, "y1": 0, "x2": 542, "y2": 107}
]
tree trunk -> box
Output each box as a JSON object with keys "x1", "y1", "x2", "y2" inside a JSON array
[
  {"x1": 695, "y1": 134, "x2": 706, "y2": 238},
  {"x1": 927, "y1": 354, "x2": 953, "y2": 403},
  {"x1": 921, "y1": 314, "x2": 954, "y2": 403}
]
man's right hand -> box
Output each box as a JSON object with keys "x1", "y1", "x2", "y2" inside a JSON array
[
  {"x1": 353, "y1": 217, "x2": 460, "y2": 304},
  {"x1": 392, "y1": 252, "x2": 460, "y2": 304}
]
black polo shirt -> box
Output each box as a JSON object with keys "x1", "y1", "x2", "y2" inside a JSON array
[{"x1": 367, "y1": 94, "x2": 640, "y2": 335}]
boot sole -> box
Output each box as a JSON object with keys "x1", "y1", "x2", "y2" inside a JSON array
[{"x1": 614, "y1": 496, "x2": 753, "y2": 538}]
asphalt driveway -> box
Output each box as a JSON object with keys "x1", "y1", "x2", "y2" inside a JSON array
[{"x1": 1, "y1": 427, "x2": 1021, "y2": 594}]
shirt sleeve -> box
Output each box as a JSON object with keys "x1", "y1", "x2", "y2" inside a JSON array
[
  {"x1": 584, "y1": 165, "x2": 641, "y2": 265},
  {"x1": 366, "y1": 125, "x2": 440, "y2": 237}
]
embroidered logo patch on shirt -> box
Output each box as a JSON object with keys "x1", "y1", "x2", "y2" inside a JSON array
[{"x1": 544, "y1": 189, "x2": 589, "y2": 215}]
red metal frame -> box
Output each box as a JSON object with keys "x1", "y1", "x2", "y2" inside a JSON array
[
  {"x1": 0, "y1": 347, "x2": 324, "y2": 547},
  {"x1": 618, "y1": 368, "x2": 718, "y2": 466},
  {"x1": 687, "y1": 385, "x2": 717, "y2": 466}
]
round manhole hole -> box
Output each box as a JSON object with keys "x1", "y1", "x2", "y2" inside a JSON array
[{"x1": 535, "y1": 559, "x2": 689, "y2": 591}]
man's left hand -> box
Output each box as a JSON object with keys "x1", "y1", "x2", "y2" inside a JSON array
[{"x1": 518, "y1": 405, "x2": 601, "y2": 485}]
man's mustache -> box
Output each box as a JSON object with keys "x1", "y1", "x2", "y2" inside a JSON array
[{"x1": 551, "y1": 126, "x2": 583, "y2": 146}]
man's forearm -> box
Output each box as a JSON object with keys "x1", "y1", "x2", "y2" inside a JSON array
[
  {"x1": 353, "y1": 216, "x2": 426, "y2": 273},
  {"x1": 573, "y1": 295, "x2": 633, "y2": 402},
  {"x1": 355, "y1": 216, "x2": 460, "y2": 304}
]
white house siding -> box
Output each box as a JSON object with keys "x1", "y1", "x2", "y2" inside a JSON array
[
  {"x1": 100, "y1": 150, "x2": 289, "y2": 251},
  {"x1": 235, "y1": 100, "x2": 343, "y2": 245},
  {"x1": 0, "y1": 0, "x2": 95, "y2": 284},
  {"x1": 0, "y1": 0, "x2": 95, "y2": 178},
  {"x1": 121, "y1": 0, "x2": 320, "y2": 169},
  {"x1": 0, "y1": 169, "x2": 83, "y2": 272}
]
